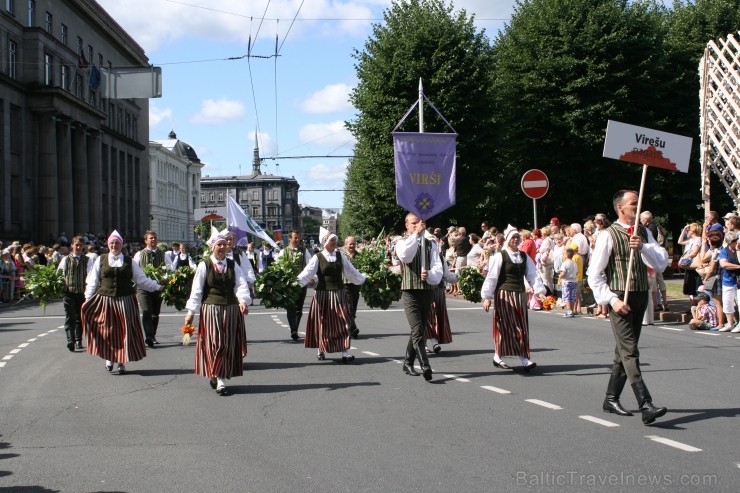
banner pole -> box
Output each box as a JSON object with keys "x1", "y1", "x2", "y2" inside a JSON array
[
  {"x1": 623, "y1": 164, "x2": 648, "y2": 306},
  {"x1": 418, "y1": 78, "x2": 427, "y2": 272}
]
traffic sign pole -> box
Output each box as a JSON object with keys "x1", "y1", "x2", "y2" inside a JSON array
[
  {"x1": 533, "y1": 199, "x2": 538, "y2": 230},
  {"x1": 521, "y1": 169, "x2": 549, "y2": 229}
]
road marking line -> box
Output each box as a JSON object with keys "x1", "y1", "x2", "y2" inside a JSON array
[
  {"x1": 579, "y1": 415, "x2": 620, "y2": 427},
  {"x1": 388, "y1": 358, "x2": 403, "y2": 364},
  {"x1": 525, "y1": 399, "x2": 562, "y2": 410},
  {"x1": 57, "y1": 325, "x2": 65, "y2": 329},
  {"x1": 362, "y1": 351, "x2": 380, "y2": 356},
  {"x1": 37, "y1": 333, "x2": 48, "y2": 337},
  {"x1": 27, "y1": 338, "x2": 37, "y2": 342},
  {"x1": 9, "y1": 349, "x2": 21, "y2": 354},
  {"x1": 3, "y1": 355, "x2": 13, "y2": 361},
  {"x1": 442, "y1": 374, "x2": 471, "y2": 382},
  {"x1": 697, "y1": 332, "x2": 719, "y2": 336},
  {"x1": 481, "y1": 385, "x2": 511, "y2": 394},
  {"x1": 0, "y1": 362, "x2": 6, "y2": 368},
  {"x1": 48, "y1": 329, "x2": 58, "y2": 333},
  {"x1": 18, "y1": 343, "x2": 29, "y2": 348},
  {"x1": 645, "y1": 435, "x2": 702, "y2": 452},
  {"x1": 658, "y1": 327, "x2": 684, "y2": 332}
]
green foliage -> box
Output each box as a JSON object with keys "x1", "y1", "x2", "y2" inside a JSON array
[
  {"x1": 22, "y1": 264, "x2": 64, "y2": 312},
  {"x1": 353, "y1": 245, "x2": 402, "y2": 309},
  {"x1": 161, "y1": 266, "x2": 195, "y2": 311},
  {"x1": 457, "y1": 267, "x2": 484, "y2": 303},
  {"x1": 255, "y1": 253, "x2": 303, "y2": 310},
  {"x1": 142, "y1": 264, "x2": 166, "y2": 283},
  {"x1": 193, "y1": 221, "x2": 212, "y2": 242}
]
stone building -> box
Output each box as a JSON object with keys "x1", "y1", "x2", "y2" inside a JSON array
[{"x1": 0, "y1": 0, "x2": 151, "y2": 242}]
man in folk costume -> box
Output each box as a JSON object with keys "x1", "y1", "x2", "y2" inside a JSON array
[
  {"x1": 276, "y1": 230, "x2": 312, "y2": 341},
  {"x1": 588, "y1": 190, "x2": 669, "y2": 425},
  {"x1": 297, "y1": 229, "x2": 365, "y2": 362},
  {"x1": 395, "y1": 213, "x2": 443, "y2": 381},
  {"x1": 481, "y1": 225, "x2": 544, "y2": 371},
  {"x1": 342, "y1": 235, "x2": 362, "y2": 339},
  {"x1": 425, "y1": 230, "x2": 456, "y2": 354},
  {"x1": 133, "y1": 230, "x2": 165, "y2": 347},
  {"x1": 82, "y1": 230, "x2": 162, "y2": 374},
  {"x1": 184, "y1": 230, "x2": 250, "y2": 396},
  {"x1": 57, "y1": 236, "x2": 92, "y2": 351}
]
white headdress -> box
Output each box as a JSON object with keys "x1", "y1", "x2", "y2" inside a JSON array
[
  {"x1": 107, "y1": 230, "x2": 123, "y2": 244},
  {"x1": 504, "y1": 224, "x2": 519, "y2": 243},
  {"x1": 319, "y1": 227, "x2": 337, "y2": 246}
]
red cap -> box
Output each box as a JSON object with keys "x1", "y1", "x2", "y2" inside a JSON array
[{"x1": 550, "y1": 217, "x2": 560, "y2": 226}]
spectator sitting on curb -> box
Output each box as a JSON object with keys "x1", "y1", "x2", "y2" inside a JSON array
[{"x1": 689, "y1": 291, "x2": 718, "y2": 330}]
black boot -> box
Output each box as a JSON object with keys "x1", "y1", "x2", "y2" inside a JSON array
[
  {"x1": 631, "y1": 380, "x2": 668, "y2": 425},
  {"x1": 602, "y1": 369, "x2": 633, "y2": 416},
  {"x1": 65, "y1": 328, "x2": 75, "y2": 352},
  {"x1": 403, "y1": 343, "x2": 419, "y2": 376},
  {"x1": 415, "y1": 343, "x2": 433, "y2": 381}
]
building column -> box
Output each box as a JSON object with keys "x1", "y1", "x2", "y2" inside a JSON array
[
  {"x1": 69, "y1": 126, "x2": 89, "y2": 234},
  {"x1": 37, "y1": 114, "x2": 58, "y2": 242},
  {"x1": 57, "y1": 121, "x2": 74, "y2": 238},
  {"x1": 87, "y1": 131, "x2": 102, "y2": 235}
]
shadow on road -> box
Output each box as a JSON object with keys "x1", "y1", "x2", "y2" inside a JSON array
[
  {"x1": 230, "y1": 381, "x2": 382, "y2": 395},
  {"x1": 0, "y1": 322, "x2": 36, "y2": 333},
  {"x1": 648, "y1": 407, "x2": 740, "y2": 429},
  {"x1": 0, "y1": 434, "x2": 60, "y2": 493}
]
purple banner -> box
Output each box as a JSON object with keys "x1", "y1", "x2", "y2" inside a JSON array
[{"x1": 394, "y1": 132, "x2": 457, "y2": 220}]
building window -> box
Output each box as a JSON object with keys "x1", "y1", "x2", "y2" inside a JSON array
[
  {"x1": 5, "y1": 0, "x2": 14, "y2": 15},
  {"x1": 218, "y1": 192, "x2": 224, "y2": 202},
  {"x1": 44, "y1": 52, "x2": 53, "y2": 85},
  {"x1": 26, "y1": 1, "x2": 34, "y2": 26},
  {"x1": 252, "y1": 207, "x2": 259, "y2": 217},
  {"x1": 7, "y1": 39, "x2": 17, "y2": 79},
  {"x1": 87, "y1": 45, "x2": 93, "y2": 68},
  {"x1": 61, "y1": 64, "x2": 69, "y2": 90},
  {"x1": 76, "y1": 36, "x2": 82, "y2": 55},
  {"x1": 74, "y1": 73, "x2": 83, "y2": 97},
  {"x1": 209, "y1": 193, "x2": 214, "y2": 202},
  {"x1": 61, "y1": 24, "x2": 67, "y2": 45},
  {"x1": 286, "y1": 191, "x2": 292, "y2": 199},
  {"x1": 44, "y1": 11, "x2": 51, "y2": 33},
  {"x1": 200, "y1": 193, "x2": 205, "y2": 203},
  {"x1": 252, "y1": 190, "x2": 258, "y2": 200}
]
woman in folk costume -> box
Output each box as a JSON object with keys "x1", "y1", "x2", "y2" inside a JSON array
[
  {"x1": 481, "y1": 225, "x2": 546, "y2": 371},
  {"x1": 82, "y1": 230, "x2": 163, "y2": 374},
  {"x1": 298, "y1": 228, "x2": 366, "y2": 362},
  {"x1": 425, "y1": 230, "x2": 456, "y2": 354},
  {"x1": 184, "y1": 230, "x2": 250, "y2": 396}
]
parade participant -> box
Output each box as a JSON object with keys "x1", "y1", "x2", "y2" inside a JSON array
[
  {"x1": 481, "y1": 225, "x2": 545, "y2": 371},
  {"x1": 276, "y1": 231, "x2": 312, "y2": 341},
  {"x1": 57, "y1": 236, "x2": 92, "y2": 351},
  {"x1": 184, "y1": 230, "x2": 250, "y2": 396},
  {"x1": 342, "y1": 235, "x2": 362, "y2": 339},
  {"x1": 244, "y1": 241, "x2": 262, "y2": 303},
  {"x1": 133, "y1": 231, "x2": 165, "y2": 347},
  {"x1": 396, "y1": 213, "x2": 443, "y2": 381},
  {"x1": 224, "y1": 231, "x2": 257, "y2": 286},
  {"x1": 297, "y1": 229, "x2": 365, "y2": 362},
  {"x1": 588, "y1": 190, "x2": 669, "y2": 425},
  {"x1": 170, "y1": 243, "x2": 196, "y2": 270},
  {"x1": 426, "y1": 230, "x2": 456, "y2": 354},
  {"x1": 82, "y1": 230, "x2": 163, "y2": 374}
]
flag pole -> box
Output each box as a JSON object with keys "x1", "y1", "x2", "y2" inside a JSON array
[
  {"x1": 418, "y1": 77, "x2": 427, "y2": 273},
  {"x1": 623, "y1": 164, "x2": 648, "y2": 305}
]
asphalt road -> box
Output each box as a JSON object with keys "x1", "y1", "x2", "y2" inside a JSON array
[{"x1": 0, "y1": 292, "x2": 738, "y2": 493}]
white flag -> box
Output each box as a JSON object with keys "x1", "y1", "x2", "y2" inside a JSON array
[{"x1": 226, "y1": 195, "x2": 278, "y2": 249}]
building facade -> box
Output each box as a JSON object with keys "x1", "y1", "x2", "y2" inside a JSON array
[
  {"x1": 149, "y1": 131, "x2": 203, "y2": 244},
  {"x1": 0, "y1": 0, "x2": 151, "y2": 243}
]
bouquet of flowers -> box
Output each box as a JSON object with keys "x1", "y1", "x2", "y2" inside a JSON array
[
  {"x1": 457, "y1": 267, "x2": 485, "y2": 303},
  {"x1": 541, "y1": 295, "x2": 557, "y2": 311},
  {"x1": 142, "y1": 264, "x2": 166, "y2": 283},
  {"x1": 255, "y1": 253, "x2": 303, "y2": 309},
  {"x1": 181, "y1": 324, "x2": 196, "y2": 346},
  {"x1": 162, "y1": 266, "x2": 195, "y2": 311},
  {"x1": 22, "y1": 264, "x2": 64, "y2": 312},
  {"x1": 354, "y1": 244, "x2": 401, "y2": 309}
]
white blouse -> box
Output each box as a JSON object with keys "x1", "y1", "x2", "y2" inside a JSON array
[
  {"x1": 481, "y1": 247, "x2": 545, "y2": 301},
  {"x1": 297, "y1": 250, "x2": 366, "y2": 287},
  {"x1": 185, "y1": 256, "x2": 251, "y2": 315},
  {"x1": 84, "y1": 254, "x2": 161, "y2": 300}
]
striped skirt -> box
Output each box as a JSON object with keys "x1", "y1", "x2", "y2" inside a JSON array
[
  {"x1": 426, "y1": 287, "x2": 453, "y2": 344},
  {"x1": 195, "y1": 303, "x2": 247, "y2": 379},
  {"x1": 81, "y1": 294, "x2": 146, "y2": 363},
  {"x1": 304, "y1": 289, "x2": 351, "y2": 353},
  {"x1": 492, "y1": 290, "x2": 531, "y2": 358}
]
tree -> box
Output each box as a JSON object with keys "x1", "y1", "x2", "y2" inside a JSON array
[
  {"x1": 301, "y1": 216, "x2": 321, "y2": 240},
  {"x1": 343, "y1": 0, "x2": 497, "y2": 236}
]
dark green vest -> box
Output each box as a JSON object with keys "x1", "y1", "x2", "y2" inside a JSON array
[
  {"x1": 96, "y1": 254, "x2": 135, "y2": 297},
  {"x1": 284, "y1": 247, "x2": 308, "y2": 269},
  {"x1": 202, "y1": 258, "x2": 238, "y2": 305},
  {"x1": 316, "y1": 251, "x2": 344, "y2": 291},
  {"x1": 400, "y1": 236, "x2": 433, "y2": 291},
  {"x1": 605, "y1": 224, "x2": 649, "y2": 292},
  {"x1": 496, "y1": 250, "x2": 527, "y2": 292},
  {"x1": 64, "y1": 254, "x2": 88, "y2": 294},
  {"x1": 138, "y1": 248, "x2": 164, "y2": 268}
]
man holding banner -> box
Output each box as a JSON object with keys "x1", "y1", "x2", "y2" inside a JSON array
[{"x1": 588, "y1": 190, "x2": 669, "y2": 425}]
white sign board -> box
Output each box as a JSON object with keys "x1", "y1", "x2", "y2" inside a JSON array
[
  {"x1": 193, "y1": 207, "x2": 226, "y2": 221},
  {"x1": 603, "y1": 120, "x2": 692, "y2": 173}
]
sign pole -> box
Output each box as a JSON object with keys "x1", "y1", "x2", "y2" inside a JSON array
[
  {"x1": 418, "y1": 78, "x2": 426, "y2": 273},
  {"x1": 622, "y1": 164, "x2": 648, "y2": 305},
  {"x1": 533, "y1": 198, "x2": 538, "y2": 230}
]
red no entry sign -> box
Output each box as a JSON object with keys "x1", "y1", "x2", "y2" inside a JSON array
[{"x1": 521, "y1": 169, "x2": 549, "y2": 200}]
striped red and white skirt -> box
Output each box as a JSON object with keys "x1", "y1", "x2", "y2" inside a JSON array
[
  {"x1": 195, "y1": 303, "x2": 247, "y2": 379},
  {"x1": 81, "y1": 294, "x2": 146, "y2": 364},
  {"x1": 426, "y1": 287, "x2": 453, "y2": 344},
  {"x1": 492, "y1": 290, "x2": 531, "y2": 358},
  {"x1": 304, "y1": 289, "x2": 351, "y2": 353}
]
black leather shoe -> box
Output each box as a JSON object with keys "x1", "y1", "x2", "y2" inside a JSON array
[
  {"x1": 603, "y1": 397, "x2": 633, "y2": 416},
  {"x1": 291, "y1": 331, "x2": 299, "y2": 341},
  {"x1": 341, "y1": 355, "x2": 355, "y2": 363},
  {"x1": 641, "y1": 402, "x2": 668, "y2": 425},
  {"x1": 67, "y1": 341, "x2": 75, "y2": 352},
  {"x1": 317, "y1": 352, "x2": 325, "y2": 361},
  {"x1": 523, "y1": 362, "x2": 537, "y2": 372},
  {"x1": 105, "y1": 363, "x2": 113, "y2": 372},
  {"x1": 75, "y1": 341, "x2": 83, "y2": 350},
  {"x1": 493, "y1": 360, "x2": 511, "y2": 369},
  {"x1": 216, "y1": 386, "x2": 231, "y2": 396},
  {"x1": 422, "y1": 367, "x2": 433, "y2": 381},
  {"x1": 117, "y1": 364, "x2": 126, "y2": 375},
  {"x1": 403, "y1": 363, "x2": 420, "y2": 376},
  {"x1": 432, "y1": 344, "x2": 441, "y2": 354},
  {"x1": 209, "y1": 378, "x2": 217, "y2": 389},
  {"x1": 145, "y1": 338, "x2": 154, "y2": 348},
  {"x1": 351, "y1": 328, "x2": 360, "y2": 339}
]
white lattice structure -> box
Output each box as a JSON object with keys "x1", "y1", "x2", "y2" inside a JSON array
[{"x1": 700, "y1": 32, "x2": 740, "y2": 208}]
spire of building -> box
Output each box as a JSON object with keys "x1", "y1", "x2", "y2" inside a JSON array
[{"x1": 252, "y1": 130, "x2": 262, "y2": 176}]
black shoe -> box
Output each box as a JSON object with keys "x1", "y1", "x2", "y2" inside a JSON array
[
  {"x1": 422, "y1": 367, "x2": 433, "y2": 381},
  {"x1": 641, "y1": 402, "x2": 668, "y2": 425},
  {"x1": 75, "y1": 341, "x2": 83, "y2": 350},
  {"x1": 351, "y1": 328, "x2": 360, "y2": 339},
  {"x1": 341, "y1": 354, "x2": 355, "y2": 363},
  {"x1": 209, "y1": 378, "x2": 217, "y2": 389},
  {"x1": 493, "y1": 359, "x2": 511, "y2": 369},
  {"x1": 67, "y1": 341, "x2": 75, "y2": 352},
  {"x1": 523, "y1": 362, "x2": 537, "y2": 372},
  {"x1": 145, "y1": 338, "x2": 154, "y2": 348},
  {"x1": 317, "y1": 352, "x2": 325, "y2": 361},
  {"x1": 291, "y1": 331, "x2": 299, "y2": 341},
  {"x1": 603, "y1": 397, "x2": 633, "y2": 416},
  {"x1": 117, "y1": 364, "x2": 126, "y2": 375},
  {"x1": 216, "y1": 386, "x2": 231, "y2": 396},
  {"x1": 432, "y1": 344, "x2": 441, "y2": 354},
  {"x1": 105, "y1": 363, "x2": 113, "y2": 372},
  {"x1": 403, "y1": 363, "x2": 420, "y2": 376},
  {"x1": 152, "y1": 338, "x2": 160, "y2": 345}
]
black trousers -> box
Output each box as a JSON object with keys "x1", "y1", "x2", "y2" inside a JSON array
[
  {"x1": 608, "y1": 290, "x2": 649, "y2": 385},
  {"x1": 63, "y1": 292, "x2": 85, "y2": 344},
  {"x1": 344, "y1": 283, "x2": 361, "y2": 333},
  {"x1": 287, "y1": 286, "x2": 308, "y2": 333},
  {"x1": 402, "y1": 289, "x2": 433, "y2": 348},
  {"x1": 137, "y1": 290, "x2": 163, "y2": 339}
]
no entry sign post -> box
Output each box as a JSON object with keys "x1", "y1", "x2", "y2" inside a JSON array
[{"x1": 521, "y1": 169, "x2": 549, "y2": 229}]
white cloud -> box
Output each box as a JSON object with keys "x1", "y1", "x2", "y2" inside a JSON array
[
  {"x1": 307, "y1": 162, "x2": 349, "y2": 182},
  {"x1": 298, "y1": 120, "x2": 356, "y2": 149},
  {"x1": 149, "y1": 106, "x2": 172, "y2": 127},
  {"x1": 191, "y1": 98, "x2": 246, "y2": 125},
  {"x1": 302, "y1": 83, "x2": 354, "y2": 114},
  {"x1": 249, "y1": 131, "x2": 278, "y2": 157}
]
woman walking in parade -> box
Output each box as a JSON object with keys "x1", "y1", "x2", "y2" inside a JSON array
[
  {"x1": 184, "y1": 230, "x2": 251, "y2": 396},
  {"x1": 425, "y1": 231, "x2": 456, "y2": 354},
  {"x1": 82, "y1": 231, "x2": 163, "y2": 374},
  {"x1": 297, "y1": 228, "x2": 366, "y2": 362},
  {"x1": 481, "y1": 225, "x2": 545, "y2": 371}
]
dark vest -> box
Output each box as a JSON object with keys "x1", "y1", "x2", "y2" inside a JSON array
[
  {"x1": 138, "y1": 248, "x2": 165, "y2": 268},
  {"x1": 344, "y1": 251, "x2": 357, "y2": 285},
  {"x1": 64, "y1": 254, "x2": 88, "y2": 294},
  {"x1": 202, "y1": 258, "x2": 238, "y2": 305},
  {"x1": 496, "y1": 250, "x2": 527, "y2": 292},
  {"x1": 316, "y1": 251, "x2": 344, "y2": 291},
  {"x1": 174, "y1": 254, "x2": 191, "y2": 270},
  {"x1": 246, "y1": 250, "x2": 258, "y2": 271},
  {"x1": 96, "y1": 254, "x2": 135, "y2": 297},
  {"x1": 605, "y1": 224, "x2": 649, "y2": 292},
  {"x1": 284, "y1": 247, "x2": 307, "y2": 269},
  {"x1": 400, "y1": 237, "x2": 433, "y2": 291}
]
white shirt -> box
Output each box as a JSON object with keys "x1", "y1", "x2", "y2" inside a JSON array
[
  {"x1": 481, "y1": 247, "x2": 545, "y2": 300},
  {"x1": 185, "y1": 256, "x2": 251, "y2": 315},
  {"x1": 57, "y1": 255, "x2": 94, "y2": 277},
  {"x1": 394, "y1": 232, "x2": 444, "y2": 286},
  {"x1": 297, "y1": 250, "x2": 366, "y2": 287},
  {"x1": 586, "y1": 221, "x2": 668, "y2": 307},
  {"x1": 227, "y1": 250, "x2": 256, "y2": 284},
  {"x1": 571, "y1": 232, "x2": 591, "y2": 257},
  {"x1": 84, "y1": 254, "x2": 161, "y2": 300}
]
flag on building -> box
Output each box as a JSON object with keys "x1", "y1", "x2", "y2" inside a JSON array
[
  {"x1": 78, "y1": 52, "x2": 89, "y2": 70},
  {"x1": 226, "y1": 195, "x2": 278, "y2": 249},
  {"x1": 100, "y1": 66, "x2": 162, "y2": 99}
]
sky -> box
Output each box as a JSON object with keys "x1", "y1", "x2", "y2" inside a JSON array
[{"x1": 96, "y1": 0, "x2": 517, "y2": 210}]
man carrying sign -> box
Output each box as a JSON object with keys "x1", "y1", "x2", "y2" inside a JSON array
[{"x1": 588, "y1": 190, "x2": 669, "y2": 425}]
